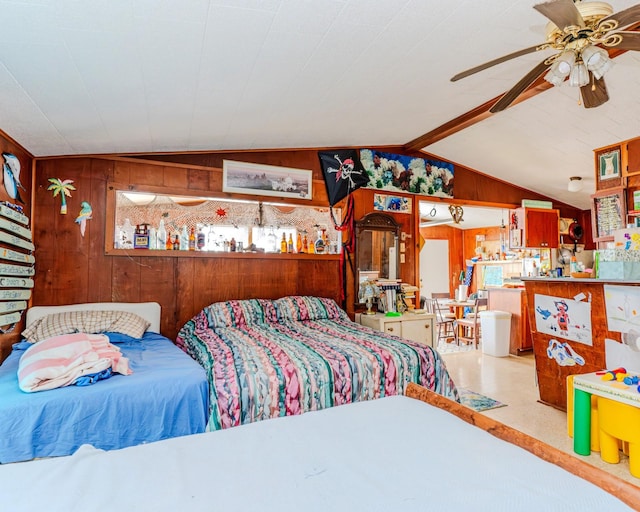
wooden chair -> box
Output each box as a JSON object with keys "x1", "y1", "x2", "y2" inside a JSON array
[
  {"x1": 428, "y1": 298, "x2": 455, "y2": 345},
  {"x1": 454, "y1": 297, "x2": 488, "y2": 349}
]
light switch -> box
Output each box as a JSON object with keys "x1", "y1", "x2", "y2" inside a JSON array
[
  {"x1": 400, "y1": 254, "x2": 405, "y2": 264},
  {"x1": 400, "y1": 242, "x2": 406, "y2": 253}
]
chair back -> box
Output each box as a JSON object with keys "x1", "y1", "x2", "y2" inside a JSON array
[
  {"x1": 431, "y1": 292, "x2": 451, "y2": 299},
  {"x1": 422, "y1": 298, "x2": 435, "y2": 315},
  {"x1": 433, "y1": 298, "x2": 452, "y2": 323}
]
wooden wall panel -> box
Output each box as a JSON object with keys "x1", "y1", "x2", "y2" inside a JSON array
[
  {"x1": 32, "y1": 157, "x2": 343, "y2": 343},
  {"x1": 0, "y1": 130, "x2": 33, "y2": 363}
]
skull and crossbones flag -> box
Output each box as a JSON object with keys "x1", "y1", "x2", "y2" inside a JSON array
[{"x1": 318, "y1": 150, "x2": 369, "y2": 206}]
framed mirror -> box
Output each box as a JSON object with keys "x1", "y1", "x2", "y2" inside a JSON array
[{"x1": 355, "y1": 212, "x2": 400, "y2": 303}]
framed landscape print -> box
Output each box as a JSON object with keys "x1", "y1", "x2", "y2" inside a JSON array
[{"x1": 222, "y1": 160, "x2": 312, "y2": 200}]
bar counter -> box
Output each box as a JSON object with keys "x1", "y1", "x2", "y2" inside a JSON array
[{"x1": 521, "y1": 277, "x2": 630, "y2": 410}]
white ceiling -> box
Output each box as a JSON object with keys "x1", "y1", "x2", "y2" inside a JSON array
[{"x1": 1, "y1": 0, "x2": 640, "y2": 211}]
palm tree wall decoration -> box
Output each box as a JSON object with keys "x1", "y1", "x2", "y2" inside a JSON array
[{"x1": 47, "y1": 178, "x2": 75, "y2": 215}]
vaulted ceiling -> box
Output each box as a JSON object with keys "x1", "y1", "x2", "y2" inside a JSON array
[{"x1": 1, "y1": 0, "x2": 640, "y2": 210}]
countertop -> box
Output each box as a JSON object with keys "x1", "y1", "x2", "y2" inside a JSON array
[{"x1": 520, "y1": 277, "x2": 640, "y2": 284}]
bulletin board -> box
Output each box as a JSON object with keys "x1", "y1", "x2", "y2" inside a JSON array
[{"x1": 591, "y1": 187, "x2": 626, "y2": 242}]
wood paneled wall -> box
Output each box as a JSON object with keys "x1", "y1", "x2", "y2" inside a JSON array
[
  {"x1": 0, "y1": 130, "x2": 32, "y2": 363},
  {"x1": 30, "y1": 146, "x2": 589, "y2": 346},
  {"x1": 32, "y1": 157, "x2": 340, "y2": 342}
]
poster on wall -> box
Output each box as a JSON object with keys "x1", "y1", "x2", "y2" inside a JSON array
[
  {"x1": 603, "y1": 284, "x2": 640, "y2": 334},
  {"x1": 360, "y1": 149, "x2": 454, "y2": 198},
  {"x1": 534, "y1": 294, "x2": 592, "y2": 345},
  {"x1": 373, "y1": 193, "x2": 411, "y2": 213}
]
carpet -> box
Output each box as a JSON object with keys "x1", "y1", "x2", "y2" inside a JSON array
[{"x1": 458, "y1": 388, "x2": 507, "y2": 412}]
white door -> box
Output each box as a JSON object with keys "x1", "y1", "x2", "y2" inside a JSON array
[{"x1": 420, "y1": 239, "x2": 449, "y2": 298}]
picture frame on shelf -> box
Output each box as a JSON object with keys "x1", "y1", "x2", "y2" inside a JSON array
[
  {"x1": 222, "y1": 160, "x2": 312, "y2": 201},
  {"x1": 598, "y1": 149, "x2": 620, "y2": 181}
]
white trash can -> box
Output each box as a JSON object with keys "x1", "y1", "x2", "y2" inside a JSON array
[{"x1": 479, "y1": 310, "x2": 511, "y2": 357}]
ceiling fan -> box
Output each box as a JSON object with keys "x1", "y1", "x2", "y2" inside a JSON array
[{"x1": 451, "y1": 0, "x2": 640, "y2": 112}]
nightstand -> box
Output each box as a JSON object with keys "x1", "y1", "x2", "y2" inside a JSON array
[{"x1": 358, "y1": 312, "x2": 435, "y2": 347}]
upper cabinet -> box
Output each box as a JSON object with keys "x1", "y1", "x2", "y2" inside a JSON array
[{"x1": 509, "y1": 207, "x2": 559, "y2": 249}]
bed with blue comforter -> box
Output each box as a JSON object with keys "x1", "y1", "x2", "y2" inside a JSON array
[
  {"x1": 177, "y1": 295, "x2": 458, "y2": 431},
  {"x1": 0, "y1": 331, "x2": 209, "y2": 463}
]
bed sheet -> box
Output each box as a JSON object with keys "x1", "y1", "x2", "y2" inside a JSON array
[
  {"x1": 0, "y1": 395, "x2": 634, "y2": 511},
  {"x1": 0, "y1": 332, "x2": 209, "y2": 463}
]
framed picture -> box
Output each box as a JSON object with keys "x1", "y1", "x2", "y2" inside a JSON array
[
  {"x1": 598, "y1": 149, "x2": 620, "y2": 181},
  {"x1": 222, "y1": 160, "x2": 312, "y2": 200},
  {"x1": 591, "y1": 187, "x2": 626, "y2": 242}
]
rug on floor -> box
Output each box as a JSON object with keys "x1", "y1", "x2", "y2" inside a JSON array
[{"x1": 458, "y1": 388, "x2": 507, "y2": 412}]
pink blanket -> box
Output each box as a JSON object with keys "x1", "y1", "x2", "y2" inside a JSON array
[{"x1": 18, "y1": 332, "x2": 131, "y2": 392}]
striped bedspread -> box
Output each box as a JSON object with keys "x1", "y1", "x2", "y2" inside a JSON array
[{"x1": 177, "y1": 296, "x2": 458, "y2": 430}]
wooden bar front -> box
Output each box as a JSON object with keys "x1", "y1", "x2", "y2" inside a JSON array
[{"x1": 521, "y1": 277, "x2": 629, "y2": 410}]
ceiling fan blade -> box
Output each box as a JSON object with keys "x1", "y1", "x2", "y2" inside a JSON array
[
  {"x1": 450, "y1": 45, "x2": 541, "y2": 82},
  {"x1": 533, "y1": 0, "x2": 585, "y2": 30},
  {"x1": 489, "y1": 60, "x2": 551, "y2": 113},
  {"x1": 612, "y1": 31, "x2": 640, "y2": 51},
  {"x1": 580, "y1": 74, "x2": 609, "y2": 109},
  {"x1": 599, "y1": 4, "x2": 640, "y2": 31}
]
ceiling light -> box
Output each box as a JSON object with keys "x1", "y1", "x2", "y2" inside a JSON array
[
  {"x1": 568, "y1": 60, "x2": 589, "y2": 87},
  {"x1": 544, "y1": 51, "x2": 575, "y2": 86},
  {"x1": 544, "y1": 44, "x2": 613, "y2": 89},
  {"x1": 568, "y1": 176, "x2": 583, "y2": 192}
]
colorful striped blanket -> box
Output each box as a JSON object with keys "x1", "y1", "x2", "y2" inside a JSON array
[{"x1": 177, "y1": 296, "x2": 458, "y2": 430}]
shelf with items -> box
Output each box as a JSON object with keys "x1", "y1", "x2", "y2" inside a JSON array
[{"x1": 106, "y1": 184, "x2": 342, "y2": 258}]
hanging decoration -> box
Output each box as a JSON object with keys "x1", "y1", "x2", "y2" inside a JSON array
[
  {"x1": 2, "y1": 153, "x2": 26, "y2": 203},
  {"x1": 318, "y1": 150, "x2": 368, "y2": 208},
  {"x1": 75, "y1": 201, "x2": 93, "y2": 237},
  {"x1": 47, "y1": 178, "x2": 75, "y2": 214}
]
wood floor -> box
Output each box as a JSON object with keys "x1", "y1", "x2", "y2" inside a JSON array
[{"x1": 439, "y1": 348, "x2": 640, "y2": 487}]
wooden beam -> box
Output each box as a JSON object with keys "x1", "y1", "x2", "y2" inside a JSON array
[{"x1": 405, "y1": 383, "x2": 640, "y2": 510}]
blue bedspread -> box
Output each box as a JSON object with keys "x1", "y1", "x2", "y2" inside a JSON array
[{"x1": 0, "y1": 332, "x2": 209, "y2": 464}]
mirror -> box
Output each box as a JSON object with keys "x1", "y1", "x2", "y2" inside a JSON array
[{"x1": 355, "y1": 212, "x2": 400, "y2": 303}]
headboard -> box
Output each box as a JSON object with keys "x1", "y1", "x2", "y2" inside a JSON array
[{"x1": 26, "y1": 302, "x2": 162, "y2": 333}]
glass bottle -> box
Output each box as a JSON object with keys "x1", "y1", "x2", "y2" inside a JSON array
[
  {"x1": 302, "y1": 233, "x2": 309, "y2": 254},
  {"x1": 287, "y1": 234, "x2": 294, "y2": 253},
  {"x1": 157, "y1": 219, "x2": 167, "y2": 251},
  {"x1": 280, "y1": 233, "x2": 287, "y2": 253},
  {"x1": 197, "y1": 226, "x2": 206, "y2": 251},
  {"x1": 230, "y1": 237, "x2": 236, "y2": 252},
  {"x1": 296, "y1": 233, "x2": 302, "y2": 253},
  {"x1": 188, "y1": 227, "x2": 196, "y2": 251},
  {"x1": 172, "y1": 234, "x2": 180, "y2": 250},
  {"x1": 165, "y1": 230, "x2": 173, "y2": 250},
  {"x1": 180, "y1": 225, "x2": 189, "y2": 251}
]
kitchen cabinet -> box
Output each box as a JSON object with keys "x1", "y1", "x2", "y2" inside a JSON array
[
  {"x1": 509, "y1": 207, "x2": 559, "y2": 249},
  {"x1": 358, "y1": 312, "x2": 435, "y2": 347}
]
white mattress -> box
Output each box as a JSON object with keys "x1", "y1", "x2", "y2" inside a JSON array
[{"x1": 0, "y1": 396, "x2": 633, "y2": 511}]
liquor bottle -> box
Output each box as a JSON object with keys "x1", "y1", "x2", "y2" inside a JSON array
[
  {"x1": 148, "y1": 227, "x2": 157, "y2": 251},
  {"x1": 280, "y1": 233, "x2": 287, "y2": 253},
  {"x1": 172, "y1": 234, "x2": 180, "y2": 250},
  {"x1": 230, "y1": 237, "x2": 236, "y2": 252},
  {"x1": 302, "y1": 234, "x2": 309, "y2": 253},
  {"x1": 197, "y1": 227, "x2": 206, "y2": 251},
  {"x1": 288, "y1": 234, "x2": 294, "y2": 253},
  {"x1": 188, "y1": 227, "x2": 196, "y2": 251},
  {"x1": 157, "y1": 219, "x2": 167, "y2": 250},
  {"x1": 165, "y1": 230, "x2": 173, "y2": 250},
  {"x1": 314, "y1": 230, "x2": 325, "y2": 254},
  {"x1": 296, "y1": 233, "x2": 303, "y2": 253}
]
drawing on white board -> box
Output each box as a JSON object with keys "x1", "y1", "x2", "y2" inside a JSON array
[
  {"x1": 534, "y1": 294, "x2": 592, "y2": 345},
  {"x1": 604, "y1": 284, "x2": 640, "y2": 333}
]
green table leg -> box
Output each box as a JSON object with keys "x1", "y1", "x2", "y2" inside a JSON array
[{"x1": 574, "y1": 388, "x2": 591, "y2": 456}]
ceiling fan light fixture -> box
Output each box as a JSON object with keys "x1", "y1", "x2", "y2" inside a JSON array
[
  {"x1": 568, "y1": 176, "x2": 583, "y2": 192},
  {"x1": 569, "y1": 61, "x2": 589, "y2": 87},
  {"x1": 544, "y1": 51, "x2": 576, "y2": 85}
]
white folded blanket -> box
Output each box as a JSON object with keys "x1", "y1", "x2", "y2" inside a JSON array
[{"x1": 18, "y1": 332, "x2": 131, "y2": 392}]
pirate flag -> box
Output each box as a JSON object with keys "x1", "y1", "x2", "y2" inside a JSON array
[{"x1": 318, "y1": 150, "x2": 369, "y2": 206}]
